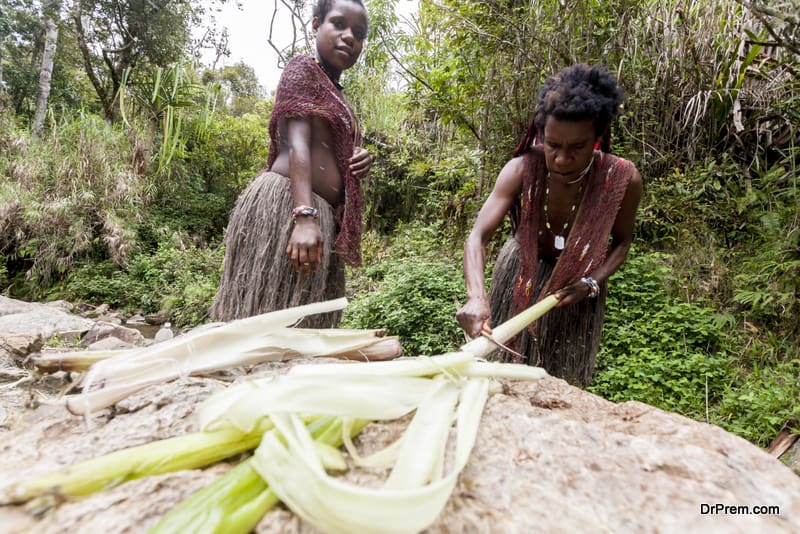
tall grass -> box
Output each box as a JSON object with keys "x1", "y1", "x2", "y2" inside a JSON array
[{"x1": 0, "y1": 112, "x2": 145, "y2": 295}]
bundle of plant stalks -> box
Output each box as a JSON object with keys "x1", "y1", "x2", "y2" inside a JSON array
[
  {"x1": 4, "y1": 295, "x2": 558, "y2": 533},
  {"x1": 154, "y1": 295, "x2": 560, "y2": 534},
  {"x1": 63, "y1": 298, "x2": 402, "y2": 415},
  {"x1": 31, "y1": 349, "x2": 127, "y2": 373},
  {"x1": 149, "y1": 416, "x2": 368, "y2": 534},
  {"x1": 0, "y1": 420, "x2": 274, "y2": 505}
]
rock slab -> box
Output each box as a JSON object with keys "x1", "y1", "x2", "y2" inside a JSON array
[{"x1": 0, "y1": 367, "x2": 797, "y2": 534}]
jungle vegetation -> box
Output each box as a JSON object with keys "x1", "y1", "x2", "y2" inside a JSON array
[{"x1": 0, "y1": 0, "x2": 797, "y2": 448}]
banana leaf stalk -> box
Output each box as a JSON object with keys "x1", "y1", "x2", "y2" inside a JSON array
[
  {"x1": 149, "y1": 417, "x2": 369, "y2": 534},
  {"x1": 0, "y1": 420, "x2": 274, "y2": 504},
  {"x1": 32, "y1": 349, "x2": 129, "y2": 373},
  {"x1": 65, "y1": 298, "x2": 401, "y2": 415},
  {"x1": 459, "y1": 294, "x2": 559, "y2": 356},
  {"x1": 183, "y1": 297, "x2": 558, "y2": 534}
]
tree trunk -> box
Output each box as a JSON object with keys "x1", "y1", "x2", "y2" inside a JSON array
[
  {"x1": 73, "y1": 0, "x2": 113, "y2": 121},
  {"x1": 32, "y1": 4, "x2": 60, "y2": 137},
  {"x1": 0, "y1": 40, "x2": 5, "y2": 95}
]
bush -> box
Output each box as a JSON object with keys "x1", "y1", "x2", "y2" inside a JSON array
[
  {"x1": 589, "y1": 250, "x2": 737, "y2": 420},
  {"x1": 343, "y1": 259, "x2": 465, "y2": 356},
  {"x1": 713, "y1": 358, "x2": 800, "y2": 446},
  {"x1": 0, "y1": 113, "x2": 144, "y2": 294},
  {"x1": 63, "y1": 233, "x2": 223, "y2": 326},
  {"x1": 183, "y1": 110, "x2": 270, "y2": 210},
  {"x1": 590, "y1": 248, "x2": 800, "y2": 446}
]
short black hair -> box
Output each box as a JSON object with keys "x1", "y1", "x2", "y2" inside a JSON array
[
  {"x1": 313, "y1": 0, "x2": 366, "y2": 22},
  {"x1": 533, "y1": 63, "x2": 624, "y2": 138}
]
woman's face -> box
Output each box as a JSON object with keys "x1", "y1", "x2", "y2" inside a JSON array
[
  {"x1": 313, "y1": 0, "x2": 368, "y2": 78},
  {"x1": 542, "y1": 116, "x2": 599, "y2": 181}
]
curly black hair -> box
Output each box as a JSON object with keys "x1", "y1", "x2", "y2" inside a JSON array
[
  {"x1": 533, "y1": 63, "x2": 623, "y2": 138},
  {"x1": 516, "y1": 64, "x2": 623, "y2": 156},
  {"x1": 313, "y1": 0, "x2": 366, "y2": 22}
]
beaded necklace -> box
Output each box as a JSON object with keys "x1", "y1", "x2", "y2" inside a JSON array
[{"x1": 542, "y1": 154, "x2": 594, "y2": 250}]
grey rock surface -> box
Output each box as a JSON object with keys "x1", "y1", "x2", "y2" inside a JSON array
[
  {"x1": 0, "y1": 364, "x2": 797, "y2": 534},
  {"x1": 0, "y1": 296, "x2": 95, "y2": 340}
]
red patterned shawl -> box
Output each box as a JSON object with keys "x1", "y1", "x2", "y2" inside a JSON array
[
  {"x1": 511, "y1": 146, "x2": 634, "y2": 323},
  {"x1": 267, "y1": 55, "x2": 364, "y2": 267}
]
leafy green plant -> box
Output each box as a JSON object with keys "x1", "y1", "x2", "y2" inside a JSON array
[
  {"x1": 343, "y1": 259, "x2": 464, "y2": 356},
  {"x1": 590, "y1": 250, "x2": 737, "y2": 420},
  {"x1": 0, "y1": 112, "x2": 145, "y2": 294},
  {"x1": 713, "y1": 358, "x2": 800, "y2": 446},
  {"x1": 63, "y1": 234, "x2": 222, "y2": 327}
]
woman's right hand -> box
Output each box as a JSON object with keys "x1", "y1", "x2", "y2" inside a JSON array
[
  {"x1": 456, "y1": 297, "x2": 492, "y2": 339},
  {"x1": 286, "y1": 218, "x2": 323, "y2": 272}
]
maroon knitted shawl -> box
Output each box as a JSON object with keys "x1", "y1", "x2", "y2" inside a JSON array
[
  {"x1": 511, "y1": 146, "x2": 634, "y2": 323},
  {"x1": 267, "y1": 55, "x2": 364, "y2": 267}
]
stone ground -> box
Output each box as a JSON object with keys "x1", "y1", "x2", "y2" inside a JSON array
[{"x1": 1, "y1": 296, "x2": 799, "y2": 533}]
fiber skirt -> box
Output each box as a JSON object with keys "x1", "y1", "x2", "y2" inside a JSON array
[
  {"x1": 210, "y1": 171, "x2": 345, "y2": 328},
  {"x1": 488, "y1": 237, "x2": 607, "y2": 387}
]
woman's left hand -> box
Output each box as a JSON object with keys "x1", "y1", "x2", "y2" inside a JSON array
[
  {"x1": 554, "y1": 280, "x2": 592, "y2": 308},
  {"x1": 349, "y1": 147, "x2": 371, "y2": 179}
]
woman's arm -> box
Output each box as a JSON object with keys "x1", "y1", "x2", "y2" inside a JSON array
[
  {"x1": 457, "y1": 157, "x2": 525, "y2": 337},
  {"x1": 284, "y1": 117, "x2": 323, "y2": 273}
]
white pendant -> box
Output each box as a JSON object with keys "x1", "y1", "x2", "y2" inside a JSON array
[{"x1": 554, "y1": 235, "x2": 565, "y2": 250}]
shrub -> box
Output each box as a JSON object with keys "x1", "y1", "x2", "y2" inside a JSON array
[
  {"x1": 0, "y1": 113, "x2": 144, "y2": 295},
  {"x1": 343, "y1": 259, "x2": 465, "y2": 356},
  {"x1": 713, "y1": 358, "x2": 800, "y2": 446},
  {"x1": 63, "y1": 233, "x2": 223, "y2": 326},
  {"x1": 589, "y1": 250, "x2": 736, "y2": 420}
]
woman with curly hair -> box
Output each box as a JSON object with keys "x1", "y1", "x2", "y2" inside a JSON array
[{"x1": 456, "y1": 63, "x2": 643, "y2": 386}]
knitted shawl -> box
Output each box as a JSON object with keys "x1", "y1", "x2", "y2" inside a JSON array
[
  {"x1": 510, "y1": 146, "x2": 634, "y2": 325},
  {"x1": 267, "y1": 55, "x2": 364, "y2": 267}
]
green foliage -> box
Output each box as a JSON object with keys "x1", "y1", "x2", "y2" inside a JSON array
[
  {"x1": 0, "y1": 112, "x2": 145, "y2": 294},
  {"x1": 60, "y1": 260, "x2": 148, "y2": 311},
  {"x1": 72, "y1": 0, "x2": 207, "y2": 120},
  {"x1": 714, "y1": 358, "x2": 800, "y2": 446},
  {"x1": 589, "y1": 251, "x2": 736, "y2": 420},
  {"x1": 1, "y1": 0, "x2": 45, "y2": 119},
  {"x1": 182, "y1": 108, "x2": 271, "y2": 215},
  {"x1": 728, "y1": 161, "x2": 800, "y2": 332},
  {"x1": 591, "y1": 249, "x2": 799, "y2": 446},
  {"x1": 201, "y1": 62, "x2": 266, "y2": 116},
  {"x1": 119, "y1": 63, "x2": 213, "y2": 176},
  {"x1": 343, "y1": 257, "x2": 464, "y2": 356},
  {"x1": 63, "y1": 234, "x2": 223, "y2": 327},
  {"x1": 637, "y1": 155, "x2": 743, "y2": 246},
  {"x1": 0, "y1": 254, "x2": 9, "y2": 293}
]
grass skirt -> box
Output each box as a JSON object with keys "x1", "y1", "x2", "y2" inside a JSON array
[
  {"x1": 210, "y1": 171, "x2": 345, "y2": 328},
  {"x1": 489, "y1": 237, "x2": 607, "y2": 387}
]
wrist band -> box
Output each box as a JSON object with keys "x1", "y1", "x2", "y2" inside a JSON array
[
  {"x1": 580, "y1": 277, "x2": 600, "y2": 298},
  {"x1": 291, "y1": 205, "x2": 319, "y2": 220}
]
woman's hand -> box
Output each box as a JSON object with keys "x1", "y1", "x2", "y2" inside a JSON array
[
  {"x1": 456, "y1": 296, "x2": 493, "y2": 338},
  {"x1": 286, "y1": 218, "x2": 323, "y2": 273},
  {"x1": 349, "y1": 147, "x2": 372, "y2": 179},
  {"x1": 554, "y1": 279, "x2": 592, "y2": 308}
]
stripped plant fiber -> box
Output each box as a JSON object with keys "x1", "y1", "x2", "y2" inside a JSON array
[{"x1": 65, "y1": 298, "x2": 401, "y2": 415}]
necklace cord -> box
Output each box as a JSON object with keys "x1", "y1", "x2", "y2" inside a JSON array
[{"x1": 543, "y1": 154, "x2": 594, "y2": 249}]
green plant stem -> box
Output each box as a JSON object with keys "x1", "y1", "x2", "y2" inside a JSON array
[
  {"x1": 2, "y1": 422, "x2": 272, "y2": 504},
  {"x1": 150, "y1": 416, "x2": 369, "y2": 534}
]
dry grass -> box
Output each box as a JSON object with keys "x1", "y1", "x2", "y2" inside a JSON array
[{"x1": 0, "y1": 114, "x2": 146, "y2": 290}]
